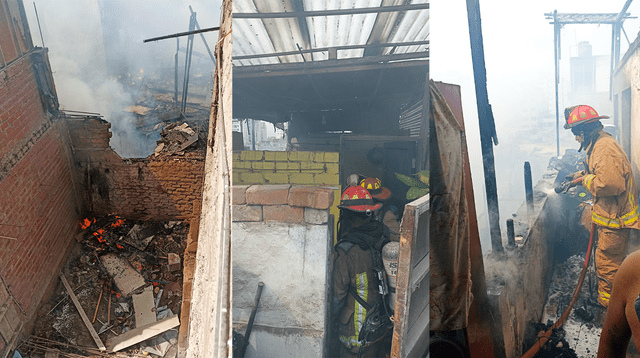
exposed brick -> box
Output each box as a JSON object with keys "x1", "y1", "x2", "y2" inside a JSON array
[
  {"x1": 246, "y1": 184, "x2": 291, "y2": 205},
  {"x1": 304, "y1": 208, "x2": 329, "y2": 224},
  {"x1": 233, "y1": 185, "x2": 250, "y2": 205},
  {"x1": 288, "y1": 186, "x2": 335, "y2": 209},
  {"x1": 233, "y1": 205, "x2": 263, "y2": 222},
  {"x1": 263, "y1": 172, "x2": 289, "y2": 184},
  {"x1": 263, "y1": 205, "x2": 303, "y2": 223}
]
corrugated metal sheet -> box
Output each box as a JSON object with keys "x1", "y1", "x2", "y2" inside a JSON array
[
  {"x1": 233, "y1": 0, "x2": 429, "y2": 66},
  {"x1": 399, "y1": 100, "x2": 423, "y2": 137}
]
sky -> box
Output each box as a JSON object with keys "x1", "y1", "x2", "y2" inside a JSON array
[{"x1": 431, "y1": 0, "x2": 640, "y2": 252}]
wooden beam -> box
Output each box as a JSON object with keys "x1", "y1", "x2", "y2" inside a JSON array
[
  {"x1": 58, "y1": 273, "x2": 106, "y2": 351},
  {"x1": 234, "y1": 54, "x2": 429, "y2": 79},
  {"x1": 233, "y1": 40, "x2": 430, "y2": 61},
  {"x1": 106, "y1": 315, "x2": 180, "y2": 352},
  {"x1": 234, "y1": 3, "x2": 429, "y2": 19}
]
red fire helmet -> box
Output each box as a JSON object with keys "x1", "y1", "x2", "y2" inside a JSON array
[
  {"x1": 338, "y1": 186, "x2": 382, "y2": 213},
  {"x1": 564, "y1": 105, "x2": 609, "y2": 130}
]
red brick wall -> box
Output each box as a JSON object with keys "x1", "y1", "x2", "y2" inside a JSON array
[
  {"x1": 0, "y1": 129, "x2": 79, "y2": 313},
  {"x1": 0, "y1": 54, "x2": 46, "y2": 161},
  {"x1": 67, "y1": 118, "x2": 206, "y2": 220},
  {"x1": 0, "y1": 52, "x2": 81, "y2": 353}
]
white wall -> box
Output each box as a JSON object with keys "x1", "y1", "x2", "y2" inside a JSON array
[{"x1": 232, "y1": 221, "x2": 332, "y2": 358}]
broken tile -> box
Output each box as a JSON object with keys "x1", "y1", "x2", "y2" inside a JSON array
[
  {"x1": 100, "y1": 254, "x2": 146, "y2": 297},
  {"x1": 132, "y1": 285, "x2": 156, "y2": 327}
]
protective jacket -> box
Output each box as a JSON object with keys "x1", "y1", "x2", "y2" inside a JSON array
[
  {"x1": 581, "y1": 130, "x2": 640, "y2": 230},
  {"x1": 333, "y1": 220, "x2": 390, "y2": 353}
]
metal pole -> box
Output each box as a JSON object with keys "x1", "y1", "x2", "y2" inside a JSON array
[
  {"x1": 33, "y1": 2, "x2": 45, "y2": 47},
  {"x1": 175, "y1": 38, "x2": 179, "y2": 103},
  {"x1": 181, "y1": 13, "x2": 197, "y2": 114},
  {"x1": 554, "y1": 11, "x2": 560, "y2": 158},
  {"x1": 524, "y1": 162, "x2": 534, "y2": 216},
  {"x1": 466, "y1": 0, "x2": 503, "y2": 252},
  {"x1": 189, "y1": 5, "x2": 216, "y2": 65}
]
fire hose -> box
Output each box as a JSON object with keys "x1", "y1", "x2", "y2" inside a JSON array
[{"x1": 520, "y1": 222, "x2": 595, "y2": 358}]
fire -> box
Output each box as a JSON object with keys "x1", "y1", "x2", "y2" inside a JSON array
[
  {"x1": 93, "y1": 228, "x2": 106, "y2": 243},
  {"x1": 80, "y1": 218, "x2": 95, "y2": 230},
  {"x1": 116, "y1": 243, "x2": 124, "y2": 249},
  {"x1": 110, "y1": 219, "x2": 125, "y2": 228}
]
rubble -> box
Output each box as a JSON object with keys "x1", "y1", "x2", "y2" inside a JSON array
[
  {"x1": 154, "y1": 122, "x2": 200, "y2": 157},
  {"x1": 18, "y1": 213, "x2": 189, "y2": 358}
]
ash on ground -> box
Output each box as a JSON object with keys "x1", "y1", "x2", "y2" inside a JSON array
[
  {"x1": 536, "y1": 254, "x2": 601, "y2": 358},
  {"x1": 16, "y1": 213, "x2": 189, "y2": 358}
]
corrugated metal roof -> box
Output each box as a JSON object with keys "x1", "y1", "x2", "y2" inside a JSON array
[{"x1": 233, "y1": 0, "x2": 429, "y2": 66}]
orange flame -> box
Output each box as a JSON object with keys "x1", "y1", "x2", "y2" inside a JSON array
[
  {"x1": 110, "y1": 219, "x2": 125, "y2": 228},
  {"x1": 80, "y1": 218, "x2": 95, "y2": 230},
  {"x1": 93, "y1": 229, "x2": 106, "y2": 243},
  {"x1": 116, "y1": 243, "x2": 124, "y2": 249}
]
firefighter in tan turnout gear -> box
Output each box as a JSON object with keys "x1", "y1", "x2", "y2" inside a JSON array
[
  {"x1": 332, "y1": 185, "x2": 393, "y2": 358},
  {"x1": 564, "y1": 105, "x2": 640, "y2": 307}
]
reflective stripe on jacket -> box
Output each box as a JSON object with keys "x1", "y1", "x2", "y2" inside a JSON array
[{"x1": 583, "y1": 130, "x2": 640, "y2": 230}]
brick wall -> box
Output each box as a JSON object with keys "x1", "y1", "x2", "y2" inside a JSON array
[
  {"x1": 67, "y1": 118, "x2": 206, "y2": 220},
  {"x1": 232, "y1": 184, "x2": 334, "y2": 224},
  {"x1": 232, "y1": 150, "x2": 341, "y2": 239},
  {"x1": 0, "y1": 53, "x2": 81, "y2": 353}
]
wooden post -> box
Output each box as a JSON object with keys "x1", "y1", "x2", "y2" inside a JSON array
[{"x1": 58, "y1": 273, "x2": 106, "y2": 350}]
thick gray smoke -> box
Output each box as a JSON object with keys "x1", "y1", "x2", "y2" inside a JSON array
[{"x1": 25, "y1": 0, "x2": 221, "y2": 157}]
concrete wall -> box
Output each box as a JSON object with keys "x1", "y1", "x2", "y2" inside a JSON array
[
  {"x1": 614, "y1": 38, "x2": 640, "y2": 192},
  {"x1": 0, "y1": 50, "x2": 82, "y2": 354},
  {"x1": 484, "y1": 171, "x2": 564, "y2": 357},
  {"x1": 66, "y1": 118, "x2": 206, "y2": 220},
  {"x1": 232, "y1": 185, "x2": 334, "y2": 358}
]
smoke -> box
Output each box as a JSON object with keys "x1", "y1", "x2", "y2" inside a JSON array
[
  {"x1": 432, "y1": 0, "x2": 640, "y2": 253},
  {"x1": 25, "y1": 0, "x2": 221, "y2": 157}
]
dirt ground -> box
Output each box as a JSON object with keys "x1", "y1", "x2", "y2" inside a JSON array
[{"x1": 14, "y1": 214, "x2": 189, "y2": 357}]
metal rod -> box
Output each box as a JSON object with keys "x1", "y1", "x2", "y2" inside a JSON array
[
  {"x1": 233, "y1": 40, "x2": 430, "y2": 60},
  {"x1": 0, "y1": 235, "x2": 17, "y2": 240},
  {"x1": 466, "y1": 0, "x2": 502, "y2": 252},
  {"x1": 33, "y1": 2, "x2": 45, "y2": 47},
  {"x1": 189, "y1": 5, "x2": 216, "y2": 65},
  {"x1": 554, "y1": 11, "x2": 560, "y2": 158},
  {"x1": 524, "y1": 162, "x2": 534, "y2": 216},
  {"x1": 506, "y1": 218, "x2": 515, "y2": 248},
  {"x1": 181, "y1": 13, "x2": 197, "y2": 113},
  {"x1": 175, "y1": 38, "x2": 179, "y2": 103},
  {"x1": 143, "y1": 26, "x2": 220, "y2": 43},
  {"x1": 234, "y1": 3, "x2": 429, "y2": 19}
]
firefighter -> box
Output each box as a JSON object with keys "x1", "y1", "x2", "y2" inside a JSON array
[
  {"x1": 332, "y1": 185, "x2": 392, "y2": 357},
  {"x1": 359, "y1": 177, "x2": 401, "y2": 242},
  {"x1": 564, "y1": 105, "x2": 640, "y2": 307}
]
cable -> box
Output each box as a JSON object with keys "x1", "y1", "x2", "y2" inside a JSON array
[{"x1": 521, "y1": 222, "x2": 596, "y2": 358}]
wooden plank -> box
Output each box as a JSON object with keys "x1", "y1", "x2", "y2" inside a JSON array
[
  {"x1": 391, "y1": 204, "x2": 416, "y2": 358},
  {"x1": 106, "y1": 315, "x2": 180, "y2": 352},
  {"x1": 58, "y1": 273, "x2": 106, "y2": 350}
]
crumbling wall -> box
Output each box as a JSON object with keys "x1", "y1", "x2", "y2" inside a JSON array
[
  {"x1": 233, "y1": 150, "x2": 341, "y2": 240},
  {"x1": 66, "y1": 118, "x2": 205, "y2": 220},
  {"x1": 232, "y1": 185, "x2": 334, "y2": 358},
  {"x1": 0, "y1": 53, "x2": 81, "y2": 354},
  {"x1": 484, "y1": 172, "x2": 563, "y2": 357}
]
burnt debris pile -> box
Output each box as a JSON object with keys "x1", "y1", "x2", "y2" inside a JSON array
[
  {"x1": 18, "y1": 213, "x2": 189, "y2": 357},
  {"x1": 523, "y1": 322, "x2": 578, "y2": 358}
]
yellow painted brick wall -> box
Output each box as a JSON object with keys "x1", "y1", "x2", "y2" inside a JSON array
[{"x1": 233, "y1": 151, "x2": 341, "y2": 241}]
